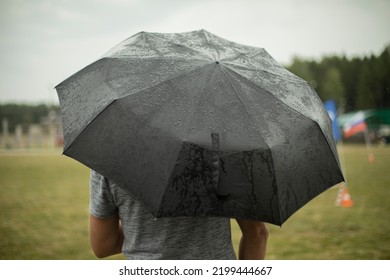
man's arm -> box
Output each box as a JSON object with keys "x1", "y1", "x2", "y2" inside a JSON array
[
  {"x1": 236, "y1": 219, "x2": 269, "y2": 260},
  {"x1": 89, "y1": 213, "x2": 124, "y2": 258}
]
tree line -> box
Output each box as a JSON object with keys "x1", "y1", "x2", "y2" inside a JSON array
[
  {"x1": 1, "y1": 45, "x2": 389, "y2": 133},
  {"x1": 287, "y1": 45, "x2": 390, "y2": 113},
  {"x1": 0, "y1": 104, "x2": 59, "y2": 133}
]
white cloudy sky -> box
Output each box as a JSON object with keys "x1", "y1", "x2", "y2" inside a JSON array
[{"x1": 0, "y1": 0, "x2": 389, "y2": 103}]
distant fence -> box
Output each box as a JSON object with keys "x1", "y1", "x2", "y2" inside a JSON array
[{"x1": 1, "y1": 118, "x2": 63, "y2": 149}]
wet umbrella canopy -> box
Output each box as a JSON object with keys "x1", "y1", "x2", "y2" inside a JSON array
[{"x1": 56, "y1": 29, "x2": 344, "y2": 226}]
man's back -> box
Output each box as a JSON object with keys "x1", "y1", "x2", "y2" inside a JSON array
[{"x1": 90, "y1": 170, "x2": 236, "y2": 260}]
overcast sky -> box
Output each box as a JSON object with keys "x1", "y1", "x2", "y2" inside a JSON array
[{"x1": 0, "y1": 0, "x2": 389, "y2": 104}]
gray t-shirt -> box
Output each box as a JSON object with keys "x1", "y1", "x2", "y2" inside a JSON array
[{"x1": 90, "y1": 170, "x2": 236, "y2": 260}]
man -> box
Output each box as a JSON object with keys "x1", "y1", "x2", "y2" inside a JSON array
[{"x1": 89, "y1": 170, "x2": 268, "y2": 260}]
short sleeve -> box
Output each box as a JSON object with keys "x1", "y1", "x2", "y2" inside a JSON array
[{"x1": 89, "y1": 170, "x2": 118, "y2": 218}]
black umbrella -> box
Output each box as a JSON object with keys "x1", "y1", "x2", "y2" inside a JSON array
[{"x1": 56, "y1": 29, "x2": 344, "y2": 226}]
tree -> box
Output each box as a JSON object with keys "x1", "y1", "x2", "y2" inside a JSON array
[
  {"x1": 320, "y1": 66, "x2": 345, "y2": 106},
  {"x1": 287, "y1": 45, "x2": 390, "y2": 113},
  {"x1": 288, "y1": 56, "x2": 318, "y2": 89},
  {"x1": 0, "y1": 104, "x2": 59, "y2": 133}
]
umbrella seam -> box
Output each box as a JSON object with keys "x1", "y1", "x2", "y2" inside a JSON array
[
  {"x1": 219, "y1": 49, "x2": 264, "y2": 64},
  {"x1": 236, "y1": 63, "x2": 344, "y2": 207},
  {"x1": 154, "y1": 64, "x2": 220, "y2": 216},
  {"x1": 100, "y1": 31, "x2": 145, "y2": 58},
  {"x1": 155, "y1": 141, "x2": 186, "y2": 217},
  {"x1": 55, "y1": 57, "x2": 109, "y2": 89},
  {"x1": 63, "y1": 62, "x2": 217, "y2": 155},
  {"x1": 222, "y1": 65, "x2": 321, "y2": 126},
  {"x1": 110, "y1": 63, "x2": 220, "y2": 145},
  {"x1": 312, "y1": 121, "x2": 345, "y2": 182},
  {"x1": 62, "y1": 99, "x2": 118, "y2": 154},
  {"x1": 222, "y1": 61, "x2": 306, "y2": 85},
  {"x1": 183, "y1": 63, "x2": 221, "y2": 142},
  {"x1": 221, "y1": 66, "x2": 344, "y2": 223},
  {"x1": 220, "y1": 66, "x2": 283, "y2": 224},
  {"x1": 220, "y1": 66, "x2": 273, "y2": 150},
  {"x1": 113, "y1": 61, "x2": 215, "y2": 100},
  {"x1": 223, "y1": 65, "x2": 343, "y2": 177},
  {"x1": 140, "y1": 31, "x2": 216, "y2": 62},
  {"x1": 198, "y1": 29, "x2": 218, "y2": 61}
]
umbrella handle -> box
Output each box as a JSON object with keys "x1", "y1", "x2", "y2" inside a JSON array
[
  {"x1": 211, "y1": 132, "x2": 220, "y2": 186},
  {"x1": 211, "y1": 133, "x2": 229, "y2": 199}
]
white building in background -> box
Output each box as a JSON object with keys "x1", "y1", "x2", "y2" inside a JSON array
[{"x1": 0, "y1": 110, "x2": 63, "y2": 149}]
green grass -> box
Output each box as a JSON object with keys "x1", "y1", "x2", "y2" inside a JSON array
[
  {"x1": 0, "y1": 149, "x2": 97, "y2": 259},
  {"x1": 1, "y1": 145, "x2": 389, "y2": 259}
]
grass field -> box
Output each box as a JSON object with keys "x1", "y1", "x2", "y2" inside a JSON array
[{"x1": 0, "y1": 145, "x2": 389, "y2": 259}]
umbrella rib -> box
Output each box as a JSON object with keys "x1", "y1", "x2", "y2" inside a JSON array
[
  {"x1": 64, "y1": 64, "x2": 207, "y2": 153},
  {"x1": 223, "y1": 65, "x2": 343, "y2": 173},
  {"x1": 64, "y1": 61, "x2": 216, "y2": 158},
  {"x1": 62, "y1": 98, "x2": 117, "y2": 154},
  {"x1": 226, "y1": 65, "x2": 344, "y2": 187},
  {"x1": 220, "y1": 66, "x2": 283, "y2": 223},
  {"x1": 311, "y1": 122, "x2": 345, "y2": 182},
  {"x1": 220, "y1": 66, "x2": 273, "y2": 151},
  {"x1": 183, "y1": 64, "x2": 221, "y2": 141},
  {"x1": 219, "y1": 49, "x2": 264, "y2": 64},
  {"x1": 198, "y1": 30, "x2": 218, "y2": 61},
  {"x1": 221, "y1": 65, "x2": 321, "y2": 125},
  {"x1": 142, "y1": 31, "x2": 216, "y2": 61},
  {"x1": 222, "y1": 61, "x2": 306, "y2": 85},
  {"x1": 221, "y1": 65, "x2": 344, "y2": 222},
  {"x1": 114, "y1": 61, "x2": 214, "y2": 100}
]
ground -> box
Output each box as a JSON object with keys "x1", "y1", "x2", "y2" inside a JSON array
[{"x1": 0, "y1": 144, "x2": 389, "y2": 259}]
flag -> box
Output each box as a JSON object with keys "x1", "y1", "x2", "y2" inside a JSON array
[
  {"x1": 343, "y1": 111, "x2": 367, "y2": 138},
  {"x1": 324, "y1": 100, "x2": 341, "y2": 142}
]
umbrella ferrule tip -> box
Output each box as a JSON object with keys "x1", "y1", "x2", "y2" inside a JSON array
[{"x1": 215, "y1": 61, "x2": 219, "y2": 64}]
